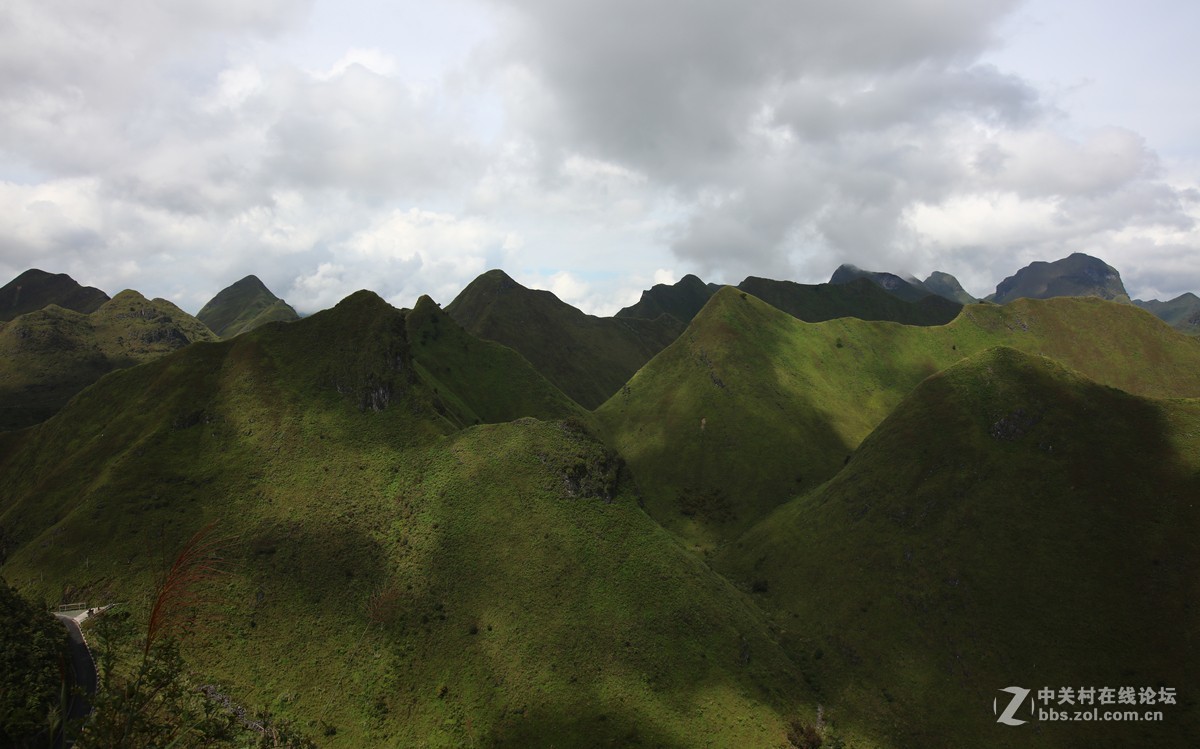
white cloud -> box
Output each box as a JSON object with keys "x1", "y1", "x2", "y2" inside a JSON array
[{"x1": 0, "y1": 0, "x2": 1197, "y2": 316}]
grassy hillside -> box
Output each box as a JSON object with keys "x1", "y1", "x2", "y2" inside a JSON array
[
  {"x1": 738, "y1": 276, "x2": 962, "y2": 326},
  {"x1": 0, "y1": 290, "x2": 820, "y2": 747},
  {"x1": 1135, "y1": 293, "x2": 1200, "y2": 336},
  {"x1": 716, "y1": 347, "x2": 1200, "y2": 748},
  {"x1": 197, "y1": 275, "x2": 299, "y2": 339},
  {"x1": 406, "y1": 294, "x2": 590, "y2": 427},
  {"x1": 446, "y1": 270, "x2": 684, "y2": 409},
  {"x1": 597, "y1": 288, "x2": 1200, "y2": 548},
  {"x1": 0, "y1": 269, "x2": 109, "y2": 321},
  {"x1": 0, "y1": 291, "x2": 218, "y2": 431}
]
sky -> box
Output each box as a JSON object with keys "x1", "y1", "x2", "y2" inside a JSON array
[{"x1": 1, "y1": 0, "x2": 1197, "y2": 315}]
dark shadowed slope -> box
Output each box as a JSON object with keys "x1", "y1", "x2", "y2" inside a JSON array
[
  {"x1": 0, "y1": 269, "x2": 109, "y2": 321},
  {"x1": 0, "y1": 289, "x2": 816, "y2": 748},
  {"x1": 828, "y1": 264, "x2": 935, "y2": 303},
  {"x1": 716, "y1": 347, "x2": 1200, "y2": 749},
  {"x1": 738, "y1": 275, "x2": 962, "y2": 326},
  {"x1": 615, "y1": 273, "x2": 720, "y2": 323},
  {"x1": 445, "y1": 269, "x2": 683, "y2": 409},
  {"x1": 196, "y1": 275, "x2": 299, "y2": 338},
  {"x1": 990, "y1": 252, "x2": 1130, "y2": 304},
  {"x1": 0, "y1": 291, "x2": 217, "y2": 431}
]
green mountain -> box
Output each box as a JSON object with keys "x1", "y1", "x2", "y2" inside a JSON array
[
  {"x1": 196, "y1": 275, "x2": 299, "y2": 339},
  {"x1": 445, "y1": 270, "x2": 684, "y2": 409},
  {"x1": 716, "y1": 347, "x2": 1200, "y2": 748},
  {"x1": 615, "y1": 274, "x2": 720, "y2": 323},
  {"x1": 738, "y1": 276, "x2": 962, "y2": 326},
  {"x1": 923, "y1": 270, "x2": 979, "y2": 304},
  {"x1": 828, "y1": 264, "x2": 934, "y2": 304},
  {"x1": 597, "y1": 287, "x2": 1200, "y2": 548},
  {"x1": 0, "y1": 290, "x2": 815, "y2": 747},
  {"x1": 406, "y1": 294, "x2": 589, "y2": 427},
  {"x1": 1135, "y1": 292, "x2": 1200, "y2": 336},
  {"x1": 0, "y1": 290, "x2": 218, "y2": 431},
  {"x1": 0, "y1": 268, "x2": 109, "y2": 321},
  {"x1": 990, "y1": 252, "x2": 1130, "y2": 304}
]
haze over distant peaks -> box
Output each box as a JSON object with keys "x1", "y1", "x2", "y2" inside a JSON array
[
  {"x1": 990, "y1": 252, "x2": 1129, "y2": 304},
  {"x1": 0, "y1": 269, "x2": 110, "y2": 321},
  {"x1": 197, "y1": 274, "x2": 299, "y2": 338},
  {"x1": 828, "y1": 264, "x2": 934, "y2": 304}
]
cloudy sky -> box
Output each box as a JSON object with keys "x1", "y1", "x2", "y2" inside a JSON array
[{"x1": 1, "y1": 0, "x2": 1197, "y2": 315}]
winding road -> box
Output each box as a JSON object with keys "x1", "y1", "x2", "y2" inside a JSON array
[{"x1": 52, "y1": 606, "x2": 109, "y2": 746}]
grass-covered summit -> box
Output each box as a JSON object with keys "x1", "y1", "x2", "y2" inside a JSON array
[
  {"x1": 196, "y1": 275, "x2": 299, "y2": 338},
  {"x1": 716, "y1": 346, "x2": 1200, "y2": 748},
  {"x1": 445, "y1": 269, "x2": 683, "y2": 409},
  {"x1": 0, "y1": 290, "x2": 218, "y2": 431},
  {"x1": 598, "y1": 286, "x2": 1200, "y2": 548}
]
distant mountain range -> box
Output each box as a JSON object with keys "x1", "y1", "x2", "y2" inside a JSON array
[
  {"x1": 2, "y1": 250, "x2": 1198, "y2": 746},
  {"x1": 1, "y1": 253, "x2": 1194, "y2": 433}
]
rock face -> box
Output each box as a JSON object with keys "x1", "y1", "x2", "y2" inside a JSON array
[
  {"x1": 615, "y1": 274, "x2": 720, "y2": 323},
  {"x1": 0, "y1": 269, "x2": 110, "y2": 321},
  {"x1": 197, "y1": 275, "x2": 299, "y2": 338},
  {"x1": 923, "y1": 271, "x2": 979, "y2": 304},
  {"x1": 991, "y1": 253, "x2": 1130, "y2": 304}
]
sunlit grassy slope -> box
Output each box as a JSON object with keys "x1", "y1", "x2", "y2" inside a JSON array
[
  {"x1": 0, "y1": 290, "x2": 818, "y2": 747},
  {"x1": 0, "y1": 290, "x2": 218, "y2": 431},
  {"x1": 716, "y1": 346, "x2": 1200, "y2": 748},
  {"x1": 597, "y1": 287, "x2": 1200, "y2": 548}
]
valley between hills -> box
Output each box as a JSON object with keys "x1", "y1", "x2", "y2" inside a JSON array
[{"x1": 1, "y1": 253, "x2": 1198, "y2": 748}]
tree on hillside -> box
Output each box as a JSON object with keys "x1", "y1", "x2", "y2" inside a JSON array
[{"x1": 0, "y1": 578, "x2": 69, "y2": 748}]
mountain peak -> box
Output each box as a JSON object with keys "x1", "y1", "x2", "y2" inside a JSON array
[
  {"x1": 0, "y1": 268, "x2": 110, "y2": 321},
  {"x1": 197, "y1": 275, "x2": 298, "y2": 338},
  {"x1": 923, "y1": 271, "x2": 978, "y2": 304},
  {"x1": 615, "y1": 273, "x2": 717, "y2": 322},
  {"x1": 992, "y1": 253, "x2": 1129, "y2": 305},
  {"x1": 828, "y1": 264, "x2": 935, "y2": 303}
]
